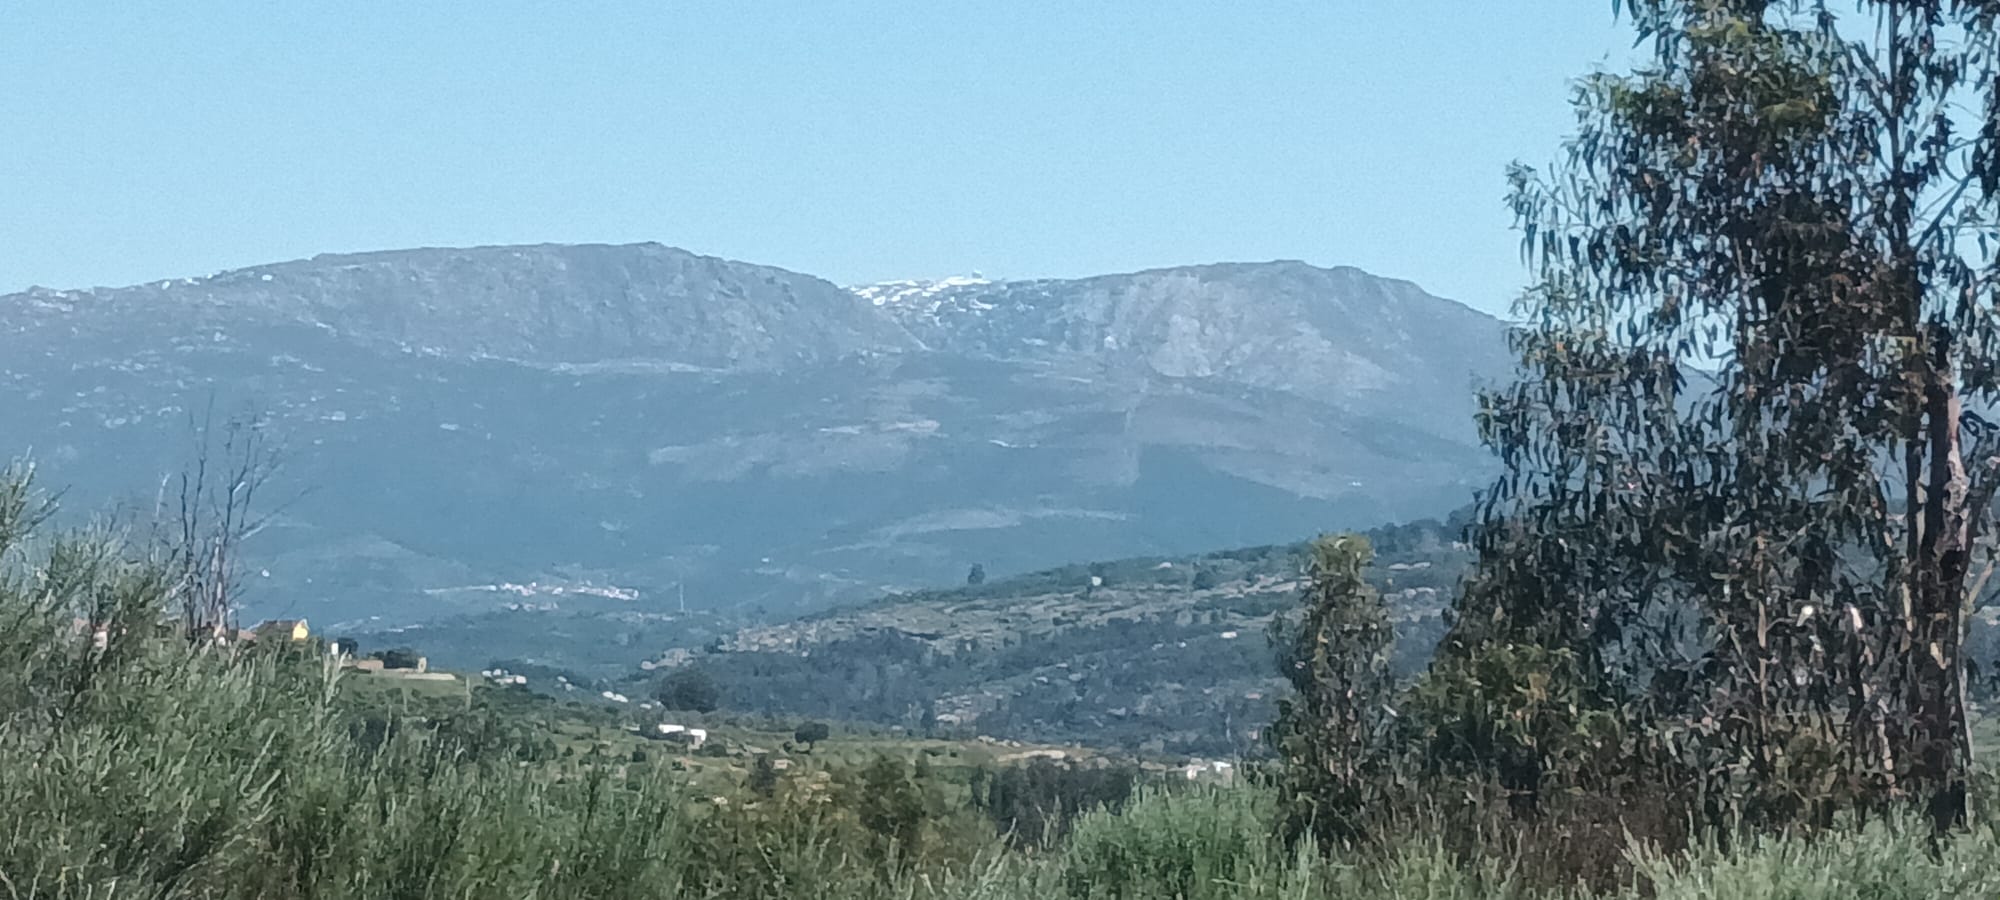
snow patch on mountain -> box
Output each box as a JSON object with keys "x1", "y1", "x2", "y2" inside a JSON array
[{"x1": 849, "y1": 276, "x2": 994, "y2": 308}]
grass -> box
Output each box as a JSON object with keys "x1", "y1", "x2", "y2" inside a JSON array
[
  {"x1": 17, "y1": 630, "x2": 1998, "y2": 900},
  {"x1": 14, "y1": 625, "x2": 2000, "y2": 899},
  {"x1": 333, "y1": 663, "x2": 1113, "y2": 805},
  {"x1": 6, "y1": 482, "x2": 2000, "y2": 898}
]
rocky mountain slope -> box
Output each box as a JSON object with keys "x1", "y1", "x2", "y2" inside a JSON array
[{"x1": 0, "y1": 242, "x2": 1513, "y2": 637}]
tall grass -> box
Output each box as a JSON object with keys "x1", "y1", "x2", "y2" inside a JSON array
[
  {"x1": 1, "y1": 476, "x2": 1996, "y2": 898},
  {"x1": 1629, "y1": 821, "x2": 2000, "y2": 900}
]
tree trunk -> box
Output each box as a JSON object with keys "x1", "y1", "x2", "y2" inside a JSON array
[{"x1": 1917, "y1": 335, "x2": 1972, "y2": 832}]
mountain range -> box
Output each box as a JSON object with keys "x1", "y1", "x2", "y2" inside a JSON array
[{"x1": 0, "y1": 242, "x2": 1514, "y2": 646}]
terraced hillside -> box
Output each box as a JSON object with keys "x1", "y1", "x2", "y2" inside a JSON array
[{"x1": 623, "y1": 517, "x2": 1472, "y2": 757}]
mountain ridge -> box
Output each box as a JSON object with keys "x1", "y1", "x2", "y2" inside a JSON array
[{"x1": 0, "y1": 242, "x2": 1514, "y2": 646}]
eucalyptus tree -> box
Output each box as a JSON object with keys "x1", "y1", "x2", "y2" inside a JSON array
[
  {"x1": 1268, "y1": 534, "x2": 1396, "y2": 846},
  {"x1": 1470, "y1": 0, "x2": 2000, "y2": 830}
]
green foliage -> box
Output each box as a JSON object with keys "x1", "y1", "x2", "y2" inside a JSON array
[
  {"x1": 970, "y1": 758, "x2": 1140, "y2": 848},
  {"x1": 685, "y1": 519, "x2": 1466, "y2": 757},
  {"x1": 1453, "y1": 0, "x2": 2000, "y2": 843},
  {"x1": 1058, "y1": 788, "x2": 1281, "y2": 900},
  {"x1": 1631, "y1": 819, "x2": 2000, "y2": 900},
  {"x1": 1408, "y1": 640, "x2": 1633, "y2": 808},
  {"x1": 370, "y1": 645, "x2": 422, "y2": 669},
  {"x1": 654, "y1": 666, "x2": 721, "y2": 713},
  {"x1": 1266, "y1": 533, "x2": 1398, "y2": 847},
  {"x1": 3, "y1": 459, "x2": 1999, "y2": 899},
  {"x1": 794, "y1": 720, "x2": 831, "y2": 750},
  {"x1": 748, "y1": 753, "x2": 780, "y2": 798},
  {"x1": 835, "y1": 754, "x2": 962, "y2": 874}
]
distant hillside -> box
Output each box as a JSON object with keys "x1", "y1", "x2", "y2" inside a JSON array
[
  {"x1": 612, "y1": 515, "x2": 1474, "y2": 758},
  {"x1": 1, "y1": 243, "x2": 1511, "y2": 636}
]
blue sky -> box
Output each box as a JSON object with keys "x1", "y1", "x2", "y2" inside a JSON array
[{"x1": 0, "y1": 2, "x2": 1635, "y2": 314}]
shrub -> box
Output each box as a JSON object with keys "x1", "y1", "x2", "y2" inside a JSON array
[
  {"x1": 1265, "y1": 534, "x2": 1398, "y2": 848},
  {"x1": 795, "y1": 720, "x2": 831, "y2": 751},
  {"x1": 972, "y1": 758, "x2": 1140, "y2": 848},
  {"x1": 654, "y1": 666, "x2": 721, "y2": 713},
  {"x1": 1058, "y1": 788, "x2": 1277, "y2": 900},
  {"x1": 748, "y1": 754, "x2": 780, "y2": 798},
  {"x1": 371, "y1": 646, "x2": 423, "y2": 669}
]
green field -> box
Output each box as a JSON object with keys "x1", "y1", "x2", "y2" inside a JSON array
[{"x1": 334, "y1": 666, "x2": 1152, "y2": 801}]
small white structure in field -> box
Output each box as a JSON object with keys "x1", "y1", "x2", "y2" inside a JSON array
[
  {"x1": 655, "y1": 723, "x2": 707, "y2": 749},
  {"x1": 1183, "y1": 760, "x2": 1236, "y2": 781}
]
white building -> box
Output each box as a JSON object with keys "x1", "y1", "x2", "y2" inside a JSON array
[{"x1": 654, "y1": 723, "x2": 707, "y2": 749}]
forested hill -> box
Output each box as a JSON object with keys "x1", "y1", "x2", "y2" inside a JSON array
[{"x1": 615, "y1": 515, "x2": 1475, "y2": 757}]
